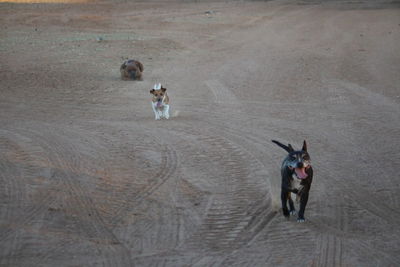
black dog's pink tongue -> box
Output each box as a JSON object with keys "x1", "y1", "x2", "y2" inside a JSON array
[{"x1": 295, "y1": 168, "x2": 308, "y2": 179}]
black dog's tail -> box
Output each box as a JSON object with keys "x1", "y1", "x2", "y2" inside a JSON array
[{"x1": 272, "y1": 140, "x2": 294, "y2": 153}]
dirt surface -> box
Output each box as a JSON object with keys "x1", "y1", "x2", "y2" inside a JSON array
[{"x1": 1, "y1": 0, "x2": 400, "y2": 266}]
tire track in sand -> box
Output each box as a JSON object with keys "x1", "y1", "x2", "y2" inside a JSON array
[
  {"x1": 109, "y1": 142, "x2": 178, "y2": 226},
  {"x1": 164, "y1": 126, "x2": 275, "y2": 256},
  {"x1": 0, "y1": 128, "x2": 65, "y2": 266},
  {"x1": 205, "y1": 79, "x2": 239, "y2": 104},
  {"x1": 21, "y1": 125, "x2": 133, "y2": 267}
]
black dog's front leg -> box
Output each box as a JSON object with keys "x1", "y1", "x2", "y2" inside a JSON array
[
  {"x1": 288, "y1": 194, "x2": 295, "y2": 215},
  {"x1": 298, "y1": 191, "x2": 309, "y2": 222},
  {"x1": 281, "y1": 190, "x2": 290, "y2": 217},
  {"x1": 281, "y1": 189, "x2": 298, "y2": 217}
]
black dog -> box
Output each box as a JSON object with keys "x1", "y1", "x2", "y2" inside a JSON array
[{"x1": 272, "y1": 140, "x2": 313, "y2": 222}]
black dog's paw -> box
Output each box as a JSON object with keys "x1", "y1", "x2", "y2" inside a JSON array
[
  {"x1": 283, "y1": 208, "x2": 290, "y2": 218},
  {"x1": 290, "y1": 210, "x2": 297, "y2": 216},
  {"x1": 297, "y1": 218, "x2": 306, "y2": 223}
]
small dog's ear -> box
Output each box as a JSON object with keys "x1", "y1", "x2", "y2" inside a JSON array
[
  {"x1": 302, "y1": 140, "x2": 307, "y2": 152},
  {"x1": 161, "y1": 87, "x2": 167, "y2": 92},
  {"x1": 150, "y1": 89, "x2": 155, "y2": 94}
]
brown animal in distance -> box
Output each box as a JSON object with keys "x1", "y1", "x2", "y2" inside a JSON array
[{"x1": 120, "y1": 59, "x2": 144, "y2": 80}]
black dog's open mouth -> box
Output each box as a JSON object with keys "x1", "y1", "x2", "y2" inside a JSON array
[{"x1": 294, "y1": 167, "x2": 308, "y2": 179}]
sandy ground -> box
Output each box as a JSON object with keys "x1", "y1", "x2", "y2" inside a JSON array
[{"x1": 1, "y1": 0, "x2": 400, "y2": 266}]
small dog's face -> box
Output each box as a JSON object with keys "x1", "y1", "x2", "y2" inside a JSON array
[{"x1": 150, "y1": 87, "x2": 167, "y2": 104}]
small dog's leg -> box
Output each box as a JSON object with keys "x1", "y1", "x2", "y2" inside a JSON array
[
  {"x1": 163, "y1": 104, "x2": 170, "y2": 119},
  {"x1": 297, "y1": 191, "x2": 309, "y2": 222},
  {"x1": 152, "y1": 104, "x2": 160, "y2": 120}
]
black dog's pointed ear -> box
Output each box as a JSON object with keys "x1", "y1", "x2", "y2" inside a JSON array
[
  {"x1": 288, "y1": 144, "x2": 294, "y2": 152},
  {"x1": 302, "y1": 140, "x2": 307, "y2": 152},
  {"x1": 150, "y1": 89, "x2": 155, "y2": 94}
]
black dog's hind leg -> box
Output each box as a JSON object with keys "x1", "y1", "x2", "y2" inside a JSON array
[
  {"x1": 281, "y1": 191, "x2": 290, "y2": 217},
  {"x1": 298, "y1": 192, "x2": 309, "y2": 222}
]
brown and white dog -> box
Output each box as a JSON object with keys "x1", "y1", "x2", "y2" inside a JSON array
[
  {"x1": 120, "y1": 59, "x2": 144, "y2": 80},
  {"x1": 150, "y1": 83, "x2": 170, "y2": 120}
]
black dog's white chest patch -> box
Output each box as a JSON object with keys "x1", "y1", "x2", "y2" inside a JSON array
[{"x1": 291, "y1": 174, "x2": 302, "y2": 190}]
